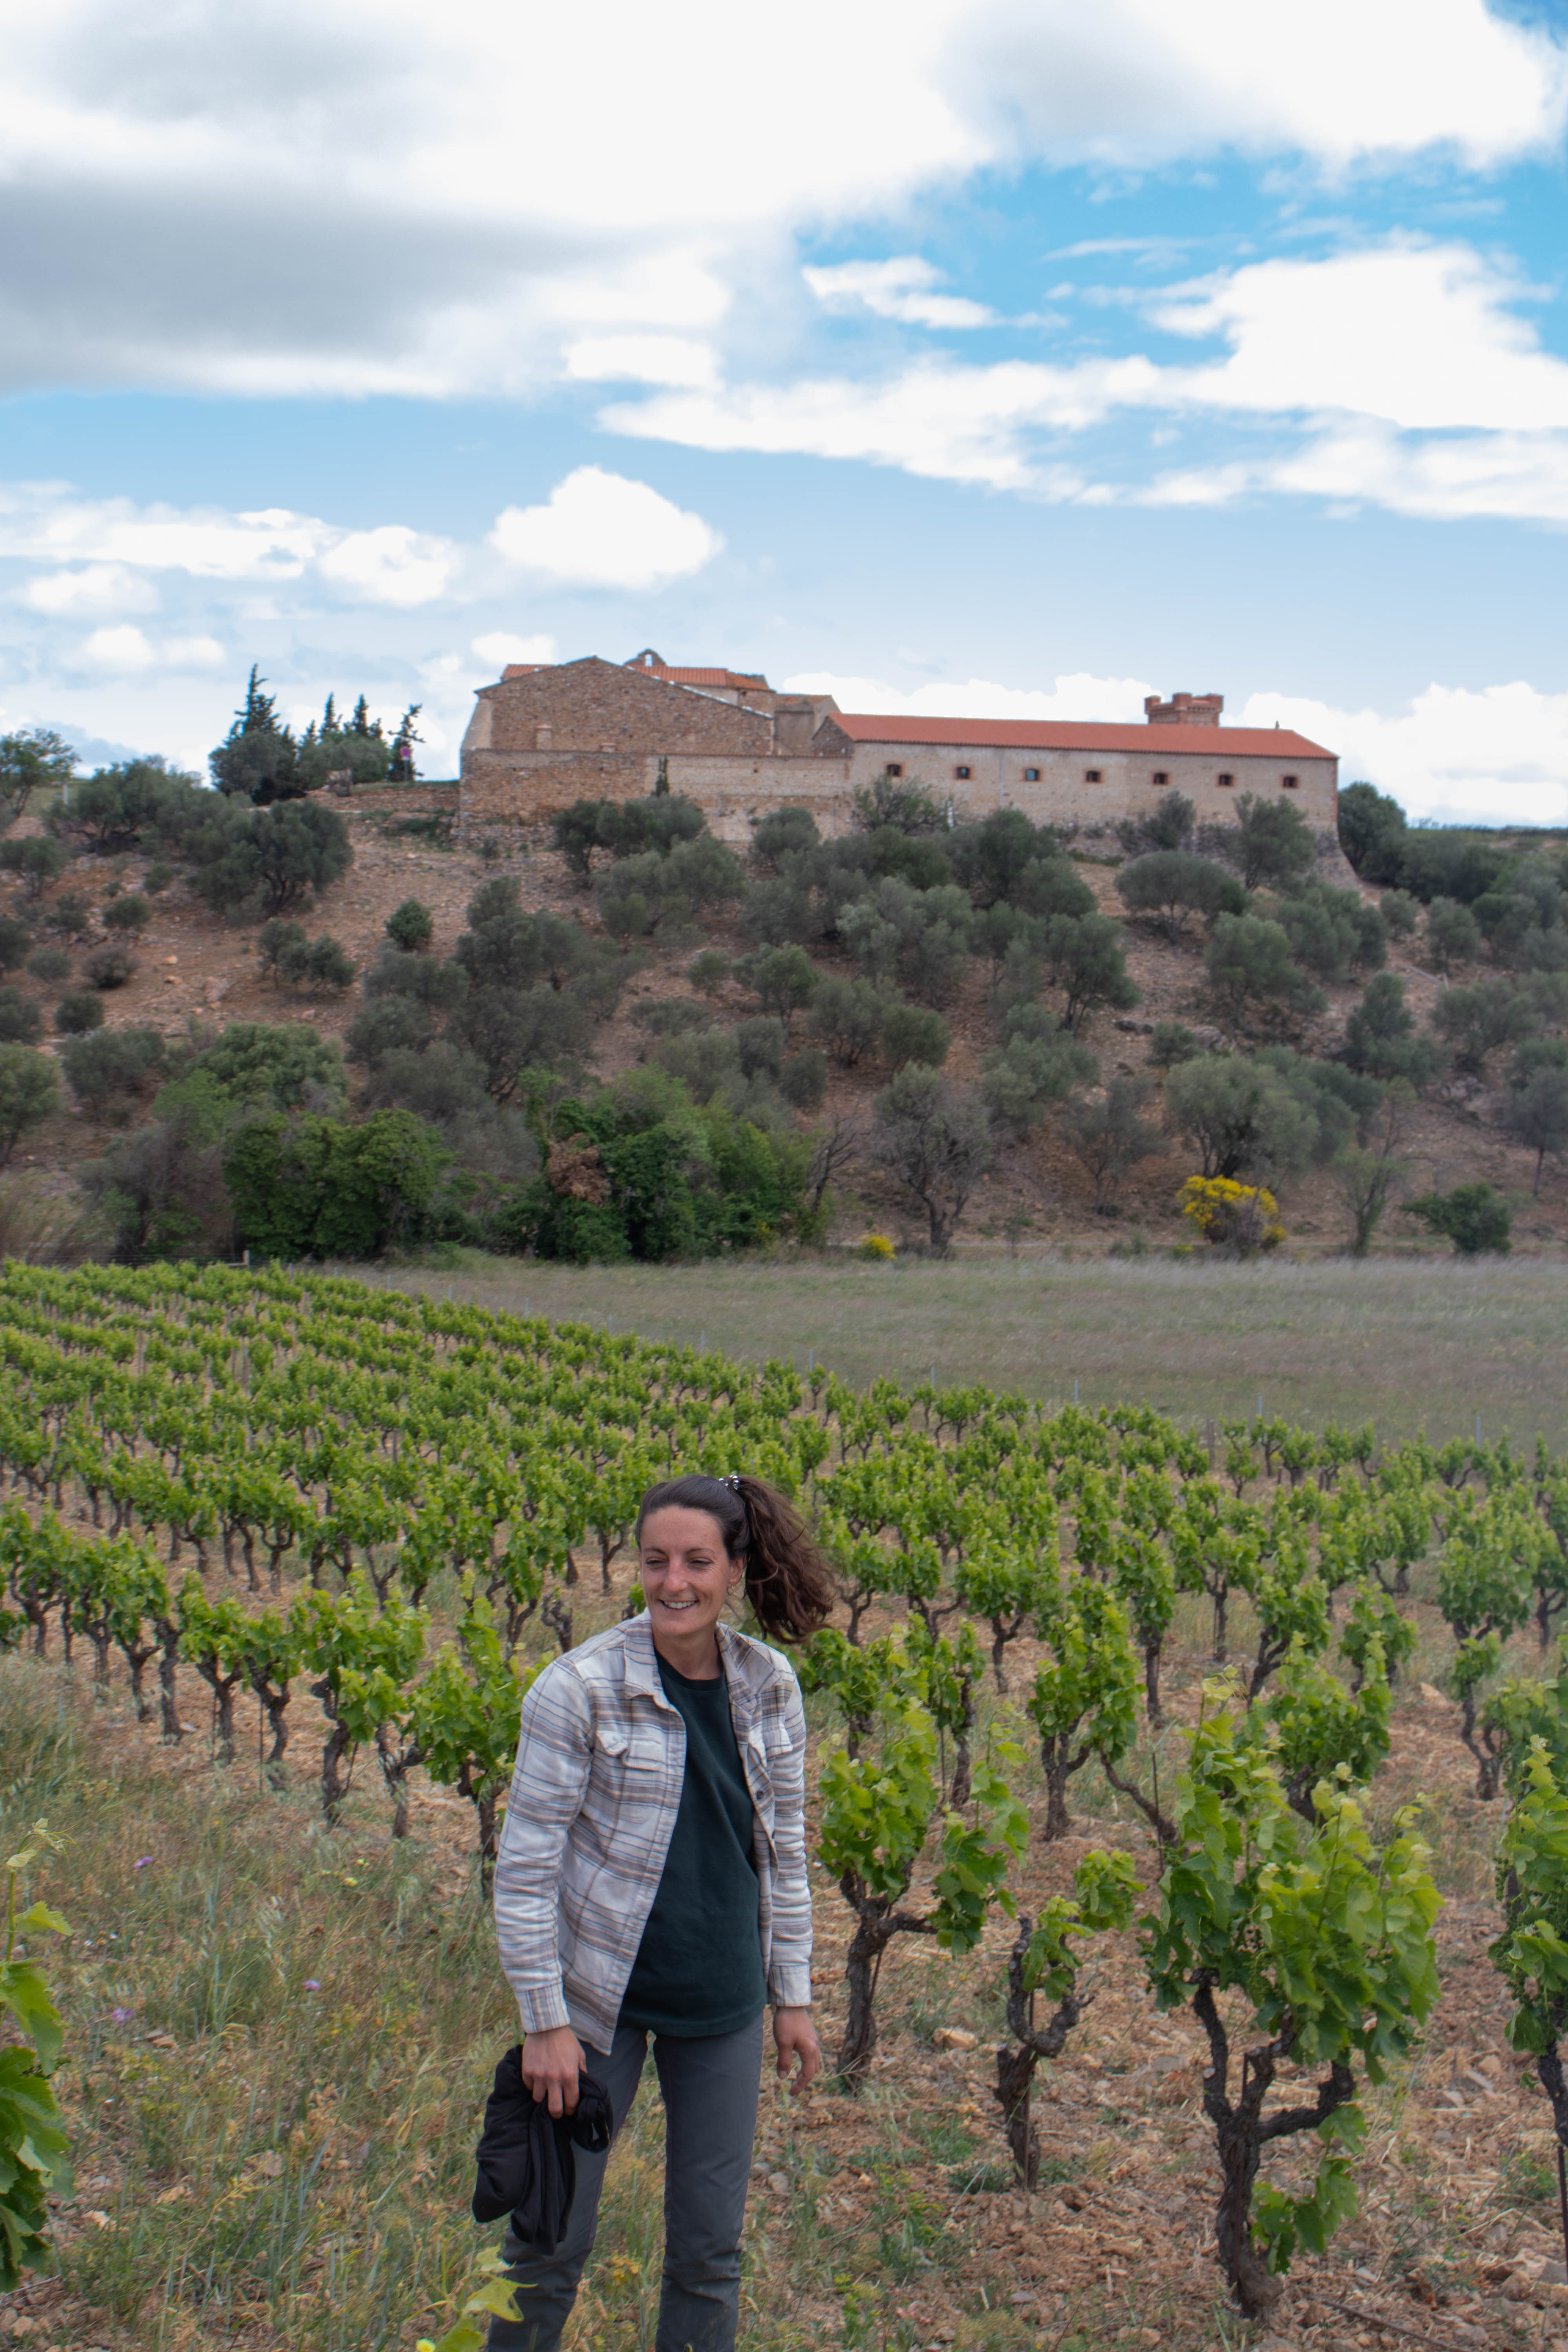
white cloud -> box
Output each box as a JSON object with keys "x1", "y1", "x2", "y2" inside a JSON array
[
  {"x1": 490, "y1": 466, "x2": 723, "y2": 589},
  {"x1": 1239, "y1": 682, "x2": 1568, "y2": 827},
  {"x1": 564, "y1": 336, "x2": 720, "y2": 388},
  {"x1": 611, "y1": 240, "x2": 1568, "y2": 519},
  {"x1": 0, "y1": 1, "x2": 1561, "y2": 400},
  {"x1": 76, "y1": 626, "x2": 225, "y2": 671},
  {"x1": 804, "y1": 259, "x2": 998, "y2": 331},
  {"x1": 1154, "y1": 243, "x2": 1568, "y2": 432},
  {"x1": 20, "y1": 563, "x2": 159, "y2": 615},
  {"x1": 318, "y1": 524, "x2": 461, "y2": 606},
  {"x1": 782, "y1": 668, "x2": 1158, "y2": 720},
  {"x1": 0, "y1": 483, "x2": 328, "y2": 578},
  {"x1": 472, "y1": 631, "x2": 559, "y2": 669}
]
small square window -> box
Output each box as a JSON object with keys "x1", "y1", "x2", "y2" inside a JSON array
[
  {"x1": 954, "y1": 764, "x2": 971, "y2": 780},
  {"x1": 1024, "y1": 766, "x2": 1040, "y2": 782},
  {"x1": 1217, "y1": 772, "x2": 1235, "y2": 788},
  {"x1": 1084, "y1": 768, "x2": 1102, "y2": 784},
  {"x1": 1281, "y1": 774, "x2": 1299, "y2": 789},
  {"x1": 885, "y1": 763, "x2": 903, "y2": 778},
  {"x1": 1152, "y1": 770, "x2": 1169, "y2": 787}
]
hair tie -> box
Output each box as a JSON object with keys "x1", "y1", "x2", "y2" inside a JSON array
[{"x1": 720, "y1": 1472, "x2": 742, "y2": 1492}]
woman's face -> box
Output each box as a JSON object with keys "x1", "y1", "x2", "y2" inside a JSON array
[{"x1": 638, "y1": 1506, "x2": 741, "y2": 1646}]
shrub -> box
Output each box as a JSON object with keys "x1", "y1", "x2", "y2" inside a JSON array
[
  {"x1": 735, "y1": 1014, "x2": 787, "y2": 1081},
  {"x1": 345, "y1": 997, "x2": 435, "y2": 1069},
  {"x1": 1178, "y1": 1174, "x2": 1285, "y2": 1254},
  {"x1": 102, "y1": 893, "x2": 151, "y2": 934},
  {"x1": 59, "y1": 1027, "x2": 167, "y2": 1115},
  {"x1": 1273, "y1": 883, "x2": 1386, "y2": 984},
  {"x1": 1041, "y1": 911, "x2": 1140, "y2": 1031},
  {"x1": 869, "y1": 1066, "x2": 992, "y2": 1253},
  {"x1": 194, "y1": 799, "x2": 352, "y2": 916},
  {"x1": 1337, "y1": 781, "x2": 1408, "y2": 882},
  {"x1": 278, "y1": 934, "x2": 356, "y2": 993},
  {"x1": 1223, "y1": 792, "x2": 1318, "y2": 891},
  {"x1": 76, "y1": 1111, "x2": 229, "y2": 1263},
  {"x1": 858, "y1": 1232, "x2": 897, "y2": 1261},
  {"x1": 256, "y1": 917, "x2": 308, "y2": 981},
  {"x1": 54, "y1": 991, "x2": 103, "y2": 1036},
  {"x1": 0, "y1": 916, "x2": 32, "y2": 973},
  {"x1": 0, "y1": 727, "x2": 75, "y2": 832},
  {"x1": 0, "y1": 1044, "x2": 60, "y2": 1161},
  {"x1": 1115, "y1": 791, "x2": 1197, "y2": 858},
  {"x1": 777, "y1": 1049, "x2": 827, "y2": 1112},
  {"x1": 1343, "y1": 974, "x2": 1441, "y2": 1088},
  {"x1": 1425, "y1": 897, "x2": 1482, "y2": 975},
  {"x1": 1204, "y1": 914, "x2": 1325, "y2": 1029},
  {"x1": 25, "y1": 947, "x2": 71, "y2": 985},
  {"x1": 1149, "y1": 1021, "x2": 1201, "y2": 1069},
  {"x1": 385, "y1": 897, "x2": 434, "y2": 953},
  {"x1": 1503, "y1": 1067, "x2": 1568, "y2": 1196},
  {"x1": 1405, "y1": 1182, "x2": 1512, "y2": 1256},
  {"x1": 1432, "y1": 978, "x2": 1540, "y2": 1073},
  {"x1": 224, "y1": 1109, "x2": 451, "y2": 1259},
  {"x1": 83, "y1": 944, "x2": 137, "y2": 991},
  {"x1": 750, "y1": 808, "x2": 820, "y2": 869},
  {"x1": 143, "y1": 860, "x2": 176, "y2": 895},
  {"x1": 364, "y1": 945, "x2": 470, "y2": 1012},
  {"x1": 880, "y1": 1000, "x2": 949, "y2": 1073},
  {"x1": 0, "y1": 836, "x2": 68, "y2": 898},
  {"x1": 808, "y1": 975, "x2": 889, "y2": 1068},
  {"x1": 449, "y1": 983, "x2": 591, "y2": 1097},
  {"x1": 551, "y1": 797, "x2": 615, "y2": 883},
  {"x1": 632, "y1": 998, "x2": 712, "y2": 1042},
  {"x1": 39, "y1": 893, "x2": 92, "y2": 943},
  {"x1": 183, "y1": 1022, "x2": 347, "y2": 1115},
  {"x1": 1115, "y1": 850, "x2": 1231, "y2": 942},
  {"x1": 1163, "y1": 1054, "x2": 1318, "y2": 1185},
  {"x1": 597, "y1": 794, "x2": 709, "y2": 862},
  {"x1": 0, "y1": 987, "x2": 42, "y2": 1045},
  {"x1": 736, "y1": 878, "x2": 817, "y2": 947},
  {"x1": 979, "y1": 1004, "x2": 1095, "y2": 1140},
  {"x1": 687, "y1": 949, "x2": 731, "y2": 998},
  {"x1": 852, "y1": 769, "x2": 946, "y2": 836},
  {"x1": 1379, "y1": 888, "x2": 1421, "y2": 940},
  {"x1": 739, "y1": 944, "x2": 818, "y2": 1036},
  {"x1": 1062, "y1": 1074, "x2": 1163, "y2": 1213}
]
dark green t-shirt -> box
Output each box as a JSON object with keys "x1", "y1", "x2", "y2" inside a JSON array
[{"x1": 618, "y1": 1653, "x2": 767, "y2": 2038}]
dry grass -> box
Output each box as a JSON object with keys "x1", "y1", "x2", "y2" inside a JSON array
[
  {"x1": 4, "y1": 1541, "x2": 1567, "y2": 2352},
  {"x1": 375, "y1": 1250, "x2": 1568, "y2": 1453}
]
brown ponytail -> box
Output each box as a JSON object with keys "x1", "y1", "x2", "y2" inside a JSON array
[{"x1": 635, "y1": 1473, "x2": 835, "y2": 1644}]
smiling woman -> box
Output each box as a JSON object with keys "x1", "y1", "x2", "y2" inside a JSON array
[{"x1": 488, "y1": 1470, "x2": 833, "y2": 2352}]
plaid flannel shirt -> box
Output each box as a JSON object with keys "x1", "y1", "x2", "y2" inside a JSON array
[{"x1": 493, "y1": 1613, "x2": 814, "y2": 2053}]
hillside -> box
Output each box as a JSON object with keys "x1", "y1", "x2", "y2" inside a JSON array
[{"x1": 3, "y1": 770, "x2": 1567, "y2": 1264}]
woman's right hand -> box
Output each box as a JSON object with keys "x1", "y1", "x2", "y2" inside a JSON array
[{"x1": 521, "y1": 2024, "x2": 587, "y2": 2117}]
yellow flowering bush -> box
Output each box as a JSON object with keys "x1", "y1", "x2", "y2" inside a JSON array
[
  {"x1": 1178, "y1": 1174, "x2": 1285, "y2": 1256},
  {"x1": 858, "y1": 1232, "x2": 898, "y2": 1261}
]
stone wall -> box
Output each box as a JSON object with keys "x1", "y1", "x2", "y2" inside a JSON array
[
  {"x1": 839, "y1": 737, "x2": 1339, "y2": 836},
  {"x1": 459, "y1": 751, "x2": 854, "y2": 844}
]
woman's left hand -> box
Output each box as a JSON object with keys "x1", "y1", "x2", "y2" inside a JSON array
[{"x1": 772, "y1": 2006, "x2": 821, "y2": 2092}]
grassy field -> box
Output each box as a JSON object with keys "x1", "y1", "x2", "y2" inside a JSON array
[{"x1": 375, "y1": 1251, "x2": 1568, "y2": 1453}]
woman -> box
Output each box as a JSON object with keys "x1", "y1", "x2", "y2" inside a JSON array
[{"x1": 490, "y1": 1472, "x2": 834, "y2": 2352}]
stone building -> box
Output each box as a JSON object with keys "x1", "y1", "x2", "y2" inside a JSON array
[{"x1": 458, "y1": 652, "x2": 1337, "y2": 845}]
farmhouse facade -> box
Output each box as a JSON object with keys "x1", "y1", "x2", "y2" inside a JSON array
[{"x1": 458, "y1": 652, "x2": 1338, "y2": 846}]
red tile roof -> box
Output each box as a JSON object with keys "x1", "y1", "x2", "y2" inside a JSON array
[{"x1": 832, "y1": 714, "x2": 1334, "y2": 758}]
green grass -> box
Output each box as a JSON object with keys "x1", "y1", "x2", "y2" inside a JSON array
[{"x1": 372, "y1": 1250, "x2": 1568, "y2": 1452}]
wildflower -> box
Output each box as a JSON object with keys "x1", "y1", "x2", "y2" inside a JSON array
[
  {"x1": 134, "y1": 1855, "x2": 154, "y2": 1870},
  {"x1": 304, "y1": 1980, "x2": 321, "y2": 1992},
  {"x1": 111, "y1": 2007, "x2": 133, "y2": 2023}
]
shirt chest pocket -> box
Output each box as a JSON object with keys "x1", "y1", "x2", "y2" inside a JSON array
[{"x1": 591, "y1": 1721, "x2": 668, "y2": 1802}]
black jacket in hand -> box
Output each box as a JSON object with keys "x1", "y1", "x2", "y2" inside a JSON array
[{"x1": 472, "y1": 2044, "x2": 615, "y2": 2247}]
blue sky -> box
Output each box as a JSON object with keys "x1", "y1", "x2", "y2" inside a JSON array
[{"x1": 4, "y1": 0, "x2": 1568, "y2": 820}]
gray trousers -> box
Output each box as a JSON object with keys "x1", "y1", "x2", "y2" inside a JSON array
[{"x1": 486, "y1": 2016, "x2": 764, "y2": 2352}]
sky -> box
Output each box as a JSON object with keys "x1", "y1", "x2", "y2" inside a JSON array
[{"x1": 4, "y1": 0, "x2": 1568, "y2": 823}]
